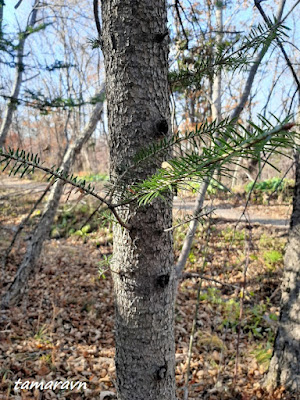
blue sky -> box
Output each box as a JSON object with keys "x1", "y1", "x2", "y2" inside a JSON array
[
  {"x1": 2, "y1": 0, "x2": 30, "y2": 31},
  {"x1": 2, "y1": 0, "x2": 299, "y2": 125}
]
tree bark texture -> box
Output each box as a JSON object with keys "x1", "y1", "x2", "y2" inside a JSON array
[
  {"x1": 101, "y1": 2, "x2": 176, "y2": 400},
  {"x1": 264, "y1": 116, "x2": 300, "y2": 394},
  {"x1": 1, "y1": 87, "x2": 105, "y2": 308}
]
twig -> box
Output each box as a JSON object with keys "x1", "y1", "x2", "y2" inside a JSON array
[
  {"x1": 267, "y1": 161, "x2": 294, "y2": 203},
  {"x1": 288, "y1": 87, "x2": 299, "y2": 116},
  {"x1": 0, "y1": 150, "x2": 131, "y2": 230},
  {"x1": 281, "y1": 0, "x2": 300, "y2": 24},
  {"x1": 254, "y1": 0, "x2": 300, "y2": 99},
  {"x1": 164, "y1": 208, "x2": 214, "y2": 232},
  {"x1": 174, "y1": 0, "x2": 189, "y2": 48},
  {"x1": 93, "y1": 0, "x2": 102, "y2": 44},
  {"x1": 14, "y1": 0, "x2": 24, "y2": 9},
  {"x1": 181, "y1": 272, "x2": 240, "y2": 289}
]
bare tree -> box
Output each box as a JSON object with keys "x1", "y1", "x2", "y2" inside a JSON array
[
  {"x1": 1, "y1": 85, "x2": 105, "y2": 308},
  {"x1": 0, "y1": 0, "x2": 40, "y2": 148}
]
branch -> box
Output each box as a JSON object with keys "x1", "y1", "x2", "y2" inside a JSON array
[
  {"x1": 135, "y1": 121, "x2": 297, "y2": 202},
  {"x1": 164, "y1": 208, "x2": 215, "y2": 232},
  {"x1": 254, "y1": 0, "x2": 300, "y2": 97},
  {"x1": 174, "y1": 0, "x2": 189, "y2": 48},
  {"x1": 0, "y1": 119, "x2": 296, "y2": 232},
  {"x1": 0, "y1": 149, "x2": 131, "y2": 230},
  {"x1": 93, "y1": 0, "x2": 102, "y2": 48},
  {"x1": 181, "y1": 272, "x2": 240, "y2": 289},
  {"x1": 14, "y1": 0, "x2": 24, "y2": 9},
  {"x1": 281, "y1": 0, "x2": 300, "y2": 24}
]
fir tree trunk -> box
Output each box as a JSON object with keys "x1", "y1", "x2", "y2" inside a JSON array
[
  {"x1": 101, "y1": 2, "x2": 176, "y2": 399},
  {"x1": 264, "y1": 116, "x2": 300, "y2": 394}
]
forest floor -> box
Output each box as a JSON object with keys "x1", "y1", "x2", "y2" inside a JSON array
[{"x1": 0, "y1": 177, "x2": 297, "y2": 400}]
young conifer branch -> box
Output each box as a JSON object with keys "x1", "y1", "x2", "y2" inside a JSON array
[
  {"x1": 0, "y1": 147, "x2": 131, "y2": 230},
  {"x1": 131, "y1": 120, "x2": 297, "y2": 204},
  {"x1": 1, "y1": 120, "x2": 297, "y2": 215}
]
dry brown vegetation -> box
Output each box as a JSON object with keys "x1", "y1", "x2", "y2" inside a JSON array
[{"x1": 0, "y1": 180, "x2": 296, "y2": 400}]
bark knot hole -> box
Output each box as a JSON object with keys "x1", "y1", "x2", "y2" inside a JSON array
[
  {"x1": 154, "y1": 31, "x2": 168, "y2": 43},
  {"x1": 157, "y1": 274, "x2": 170, "y2": 288},
  {"x1": 154, "y1": 118, "x2": 168, "y2": 137},
  {"x1": 156, "y1": 364, "x2": 167, "y2": 380}
]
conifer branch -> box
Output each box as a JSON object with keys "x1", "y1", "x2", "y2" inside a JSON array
[
  {"x1": 0, "y1": 148, "x2": 131, "y2": 230},
  {"x1": 132, "y1": 120, "x2": 297, "y2": 204}
]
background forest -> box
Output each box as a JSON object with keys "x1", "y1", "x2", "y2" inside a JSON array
[{"x1": 0, "y1": 0, "x2": 299, "y2": 399}]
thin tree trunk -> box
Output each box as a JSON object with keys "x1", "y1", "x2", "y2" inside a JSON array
[
  {"x1": 101, "y1": 2, "x2": 175, "y2": 399},
  {"x1": 264, "y1": 110, "x2": 300, "y2": 394},
  {"x1": 0, "y1": 0, "x2": 4, "y2": 35},
  {"x1": 231, "y1": 156, "x2": 242, "y2": 188},
  {"x1": 1, "y1": 86, "x2": 105, "y2": 308},
  {"x1": 0, "y1": 0, "x2": 39, "y2": 148},
  {"x1": 175, "y1": 0, "x2": 285, "y2": 278},
  {"x1": 211, "y1": 1, "x2": 223, "y2": 193},
  {"x1": 211, "y1": 0, "x2": 223, "y2": 123},
  {"x1": 81, "y1": 146, "x2": 92, "y2": 172},
  {"x1": 1, "y1": 181, "x2": 51, "y2": 280}
]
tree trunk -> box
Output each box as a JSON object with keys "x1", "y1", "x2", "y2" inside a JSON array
[
  {"x1": 264, "y1": 114, "x2": 300, "y2": 394},
  {"x1": 211, "y1": 0, "x2": 223, "y2": 123},
  {"x1": 1, "y1": 87, "x2": 105, "y2": 308},
  {"x1": 101, "y1": 2, "x2": 176, "y2": 400}
]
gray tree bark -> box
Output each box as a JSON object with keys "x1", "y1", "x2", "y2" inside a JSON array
[
  {"x1": 101, "y1": 2, "x2": 176, "y2": 400},
  {"x1": 0, "y1": 0, "x2": 40, "y2": 148},
  {"x1": 264, "y1": 112, "x2": 300, "y2": 394},
  {"x1": 1, "y1": 86, "x2": 105, "y2": 308}
]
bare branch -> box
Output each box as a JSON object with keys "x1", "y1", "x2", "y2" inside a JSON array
[
  {"x1": 14, "y1": 0, "x2": 24, "y2": 9},
  {"x1": 174, "y1": 0, "x2": 189, "y2": 48},
  {"x1": 254, "y1": 0, "x2": 300, "y2": 99},
  {"x1": 93, "y1": 0, "x2": 102, "y2": 47}
]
